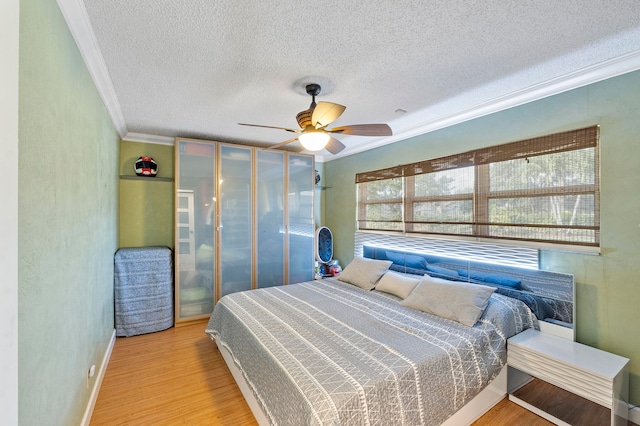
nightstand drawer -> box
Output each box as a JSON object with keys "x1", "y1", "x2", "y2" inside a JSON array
[
  {"x1": 509, "y1": 342, "x2": 615, "y2": 408},
  {"x1": 507, "y1": 329, "x2": 629, "y2": 426}
]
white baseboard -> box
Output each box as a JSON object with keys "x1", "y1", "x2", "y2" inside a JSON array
[
  {"x1": 630, "y1": 404, "x2": 640, "y2": 425},
  {"x1": 81, "y1": 329, "x2": 116, "y2": 426}
]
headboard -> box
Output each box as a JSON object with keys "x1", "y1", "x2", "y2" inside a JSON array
[{"x1": 363, "y1": 245, "x2": 575, "y2": 339}]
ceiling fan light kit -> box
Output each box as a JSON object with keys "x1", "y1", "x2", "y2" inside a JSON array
[
  {"x1": 299, "y1": 131, "x2": 330, "y2": 151},
  {"x1": 239, "y1": 83, "x2": 392, "y2": 155}
]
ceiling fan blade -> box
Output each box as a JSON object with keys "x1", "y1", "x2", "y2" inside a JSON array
[
  {"x1": 325, "y1": 136, "x2": 346, "y2": 155},
  {"x1": 311, "y1": 102, "x2": 346, "y2": 128},
  {"x1": 239, "y1": 123, "x2": 300, "y2": 133},
  {"x1": 329, "y1": 124, "x2": 392, "y2": 136},
  {"x1": 266, "y1": 137, "x2": 299, "y2": 150}
]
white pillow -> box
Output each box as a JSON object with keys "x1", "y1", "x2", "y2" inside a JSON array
[
  {"x1": 338, "y1": 257, "x2": 392, "y2": 290},
  {"x1": 400, "y1": 275, "x2": 496, "y2": 327},
  {"x1": 375, "y1": 271, "x2": 419, "y2": 299}
]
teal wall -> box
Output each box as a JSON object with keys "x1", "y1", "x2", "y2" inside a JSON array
[
  {"x1": 324, "y1": 70, "x2": 640, "y2": 406},
  {"x1": 18, "y1": 0, "x2": 119, "y2": 424}
]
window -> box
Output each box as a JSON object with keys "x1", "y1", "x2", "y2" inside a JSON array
[
  {"x1": 356, "y1": 126, "x2": 600, "y2": 248},
  {"x1": 357, "y1": 177, "x2": 404, "y2": 231}
]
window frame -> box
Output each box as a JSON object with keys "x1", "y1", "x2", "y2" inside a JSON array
[
  {"x1": 356, "y1": 126, "x2": 600, "y2": 249},
  {"x1": 357, "y1": 178, "x2": 404, "y2": 232}
]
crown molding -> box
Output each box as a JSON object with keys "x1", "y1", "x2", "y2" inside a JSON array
[
  {"x1": 56, "y1": 0, "x2": 127, "y2": 138},
  {"x1": 122, "y1": 132, "x2": 175, "y2": 146}
]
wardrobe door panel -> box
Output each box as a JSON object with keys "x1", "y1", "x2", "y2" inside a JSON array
[
  {"x1": 256, "y1": 150, "x2": 286, "y2": 288},
  {"x1": 175, "y1": 139, "x2": 216, "y2": 322},
  {"x1": 219, "y1": 145, "x2": 253, "y2": 297},
  {"x1": 287, "y1": 154, "x2": 315, "y2": 283}
]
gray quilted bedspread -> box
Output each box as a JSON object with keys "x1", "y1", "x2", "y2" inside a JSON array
[{"x1": 206, "y1": 278, "x2": 536, "y2": 425}]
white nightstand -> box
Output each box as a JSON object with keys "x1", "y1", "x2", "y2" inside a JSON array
[{"x1": 507, "y1": 328, "x2": 629, "y2": 426}]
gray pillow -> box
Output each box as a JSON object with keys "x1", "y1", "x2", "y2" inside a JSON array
[
  {"x1": 400, "y1": 275, "x2": 496, "y2": 327},
  {"x1": 338, "y1": 257, "x2": 392, "y2": 290},
  {"x1": 375, "y1": 271, "x2": 419, "y2": 299}
]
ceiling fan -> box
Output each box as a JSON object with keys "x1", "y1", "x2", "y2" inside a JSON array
[{"x1": 239, "y1": 83, "x2": 392, "y2": 154}]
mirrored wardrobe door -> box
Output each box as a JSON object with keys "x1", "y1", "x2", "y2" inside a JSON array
[
  {"x1": 287, "y1": 153, "x2": 315, "y2": 283},
  {"x1": 175, "y1": 139, "x2": 216, "y2": 322},
  {"x1": 218, "y1": 144, "x2": 254, "y2": 298},
  {"x1": 256, "y1": 150, "x2": 286, "y2": 288}
]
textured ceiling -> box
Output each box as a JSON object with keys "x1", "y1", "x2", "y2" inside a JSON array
[{"x1": 75, "y1": 0, "x2": 640, "y2": 160}]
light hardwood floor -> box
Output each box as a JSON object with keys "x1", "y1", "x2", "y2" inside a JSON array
[{"x1": 90, "y1": 322, "x2": 554, "y2": 425}]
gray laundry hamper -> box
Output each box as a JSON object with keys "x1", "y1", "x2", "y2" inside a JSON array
[{"x1": 114, "y1": 246, "x2": 174, "y2": 337}]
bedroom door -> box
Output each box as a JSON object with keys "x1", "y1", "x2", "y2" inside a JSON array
[{"x1": 176, "y1": 190, "x2": 196, "y2": 271}]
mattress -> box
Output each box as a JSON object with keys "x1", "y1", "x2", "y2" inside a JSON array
[
  {"x1": 206, "y1": 278, "x2": 536, "y2": 425},
  {"x1": 114, "y1": 246, "x2": 174, "y2": 337}
]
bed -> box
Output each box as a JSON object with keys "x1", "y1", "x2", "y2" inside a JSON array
[{"x1": 205, "y1": 257, "x2": 543, "y2": 425}]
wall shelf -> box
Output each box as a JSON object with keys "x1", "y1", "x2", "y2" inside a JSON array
[
  {"x1": 120, "y1": 175, "x2": 173, "y2": 182},
  {"x1": 315, "y1": 186, "x2": 331, "y2": 190}
]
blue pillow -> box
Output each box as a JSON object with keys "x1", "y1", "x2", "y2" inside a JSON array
[
  {"x1": 385, "y1": 251, "x2": 427, "y2": 270},
  {"x1": 425, "y1": 265, "x2": 459, "y2": 279},
  {"x1": 457, "y1": 269, "x2": 522, "y2": 289}
]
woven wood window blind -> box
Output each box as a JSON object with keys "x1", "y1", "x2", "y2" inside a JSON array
[{"x1": 356, "y1": 126, "x2": 600, "y2": 247}]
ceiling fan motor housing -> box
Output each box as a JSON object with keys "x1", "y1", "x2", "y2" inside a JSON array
[
  {"x1": 296, "y1": 109, "x2": 313, "y2": 128},
  {"x1": 296, "y1": 83, "x2": 322, "y2": 127}
]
